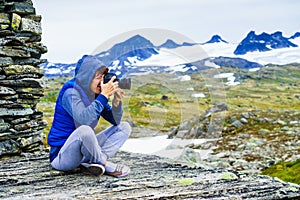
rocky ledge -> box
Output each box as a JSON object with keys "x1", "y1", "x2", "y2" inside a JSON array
[{"x1": 1, "y1": 151, "x2": 300, "y2": 199}]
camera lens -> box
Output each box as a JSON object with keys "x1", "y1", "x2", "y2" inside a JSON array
[{"x1": 119, "y1": 78, "x2": 131, "y2": 90}]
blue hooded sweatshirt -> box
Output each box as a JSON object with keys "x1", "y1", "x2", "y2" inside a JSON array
[{"x1": 47, "y1": 55, "x2": 123, "y2": 162}]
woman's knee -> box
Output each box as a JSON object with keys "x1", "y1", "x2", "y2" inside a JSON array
[
  {"x1": 118, "y1": 122, "x2": 131, "y2": 137},
  {"x1": 76, "y1": 125, "x2": 95, "y2": 139}
]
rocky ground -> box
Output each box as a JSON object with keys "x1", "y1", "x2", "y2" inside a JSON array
[
  {"x1": 1, "y1": 151, "x2": 300, "y2": 199},
  {"x1": 168, "y1": 104, "x2": 300, "y2": 174}
]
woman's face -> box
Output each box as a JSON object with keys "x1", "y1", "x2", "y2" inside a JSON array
[{"x1": 90, "y1": 70, "x2": 104, "y2": 94}]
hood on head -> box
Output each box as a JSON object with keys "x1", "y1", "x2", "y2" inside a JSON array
[{"x1": 75, "y1": 55, "x2": 108, "y2": 95}]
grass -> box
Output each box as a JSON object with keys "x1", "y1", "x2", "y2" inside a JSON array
[{"x1": 261, "y1": 159, "x2": 300, "y2": 184}]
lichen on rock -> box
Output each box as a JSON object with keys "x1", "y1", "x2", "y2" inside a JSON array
[{"x1": 0, "y1": 0, "x2": 47, "y2": 157}]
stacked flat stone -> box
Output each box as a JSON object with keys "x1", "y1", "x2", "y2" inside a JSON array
[{"x1": 0, "y1": 0, "x2": 47, "y2": 156}]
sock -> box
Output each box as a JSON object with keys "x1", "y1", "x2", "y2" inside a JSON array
[{"x1": 104, "y1": 161, "x2": 117, "y2": 173}]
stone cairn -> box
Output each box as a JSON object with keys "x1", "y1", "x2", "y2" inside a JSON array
[{"x1": 0, "y1": 0, "x2": 47, "y2": 156}]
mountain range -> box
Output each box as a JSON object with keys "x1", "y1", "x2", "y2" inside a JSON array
[
  {"x1": 41, "y1": 30, "x2": 300, "y2": 77},
  {"x1": 234, "y1": 31, "x2": 298, "y2": 55}
]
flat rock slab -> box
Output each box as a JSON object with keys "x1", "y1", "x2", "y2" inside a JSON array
[{"x1": 1, "y1": 151, "x2": 300, "y2": 199}]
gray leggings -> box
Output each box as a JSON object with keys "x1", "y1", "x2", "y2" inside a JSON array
[{"x1": 51, "y1": 122, "x2": 131, "y2": 171}]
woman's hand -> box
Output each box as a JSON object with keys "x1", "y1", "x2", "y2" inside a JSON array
[
  {"x1": 101, "y1": 76, "x2": 118, "y2": 99},
  {"x1": 112, "y1": 88, "x2": 125, "y2": 107}
]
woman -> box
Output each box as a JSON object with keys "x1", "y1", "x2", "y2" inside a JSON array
[{"x1": 47, "y1": 55, "x2": 131, "y2": 177}]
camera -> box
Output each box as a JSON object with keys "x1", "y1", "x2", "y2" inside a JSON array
[{"x1": 103, "y1": 73, "x2": 131, "y2": 90}]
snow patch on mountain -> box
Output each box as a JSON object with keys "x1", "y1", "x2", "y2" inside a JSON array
[
  {"x1": 202, "y1": 42, "x2": 237, "y2": 57},
  {"x1": 203, "y1": 61, "x2": 220, "y2": 68},
  {"x1": 134, "y1": 48, "x2": 188, "y2": 67},
  {"x1": 173, "y1": 75, "x2": 191, "y2": 81},
  {"x1": 214, "y1": 72, "x2": 240, "y2": 86},
  {"x1": 239, "y1": 45, "x2": 300, "y2": 65},
  {"x1": 249, "y1": 67, "x2": 260, "y2": 72},
  {"x1": 192, "y1": 93, "x2": 206, "y2": 98}
]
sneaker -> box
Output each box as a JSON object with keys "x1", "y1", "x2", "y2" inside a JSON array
[
  {"x1": 104, "y1": 163, "x2": 130, "y2": 177},
  {"x1": 80, "y1": 163, "x2": 105, "y2": 176}
]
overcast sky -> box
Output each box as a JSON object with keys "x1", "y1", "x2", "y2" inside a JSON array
[{"x1": 32, "y1": 0, "x2": 300, "y2": 64}]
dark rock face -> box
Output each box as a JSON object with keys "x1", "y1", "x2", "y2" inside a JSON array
[
  {"x1": 209, "y1": 56, "x2": 262, "y2": 69},
  {"x1": 0, "y1": 0, "x2": 47, "y2": 157},
  {"x1": 203, "y1": 34, "x2": 228, "y2": 44},
  {"x1": 289, "y1": 32, "x2": 300, "y2": 39},
  {"x1": 234, "y1": 31, "x2": 297, "y2": 55},
  {"x1": 0, "y1": 151, "x2": 299, "y2": 199},
  {"x1": 157, "y1": 39, "x2": 181, "y2": 49},
  {"x1": 157, "y1": 39, "x2": 195, "y2": 49}
]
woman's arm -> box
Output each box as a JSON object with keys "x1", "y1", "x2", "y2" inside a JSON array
[
  {"x1": 61, "y1": 88, "x2": 108, "y2": 126},
  {"x1": 101, "y1": 102, "x2": 123, "y2": 125}
]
